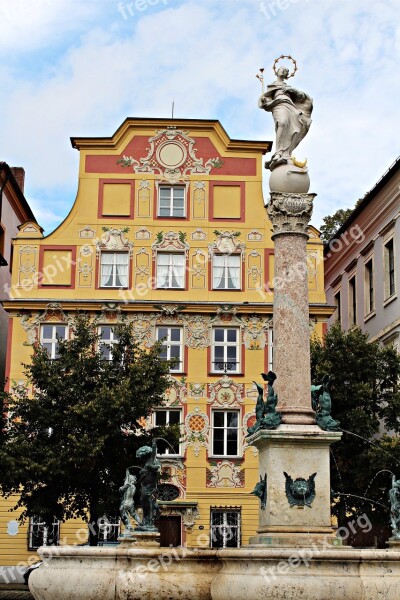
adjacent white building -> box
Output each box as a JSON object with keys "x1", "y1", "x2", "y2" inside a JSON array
[
  {"x1": 324, "y1": 157, "x2": 400, "y2": 347},
  {"x1": 0, "y1": 163, "x2": 37, "y2": 386}
]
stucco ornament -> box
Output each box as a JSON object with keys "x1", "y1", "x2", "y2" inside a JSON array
[
  {"x1": 208, "y1": 375, "x2": 243, "y2": 407},
  {"x1": 258, "y1": 57, "x2": 313, "y2": 172},
  {"x1": 163, "y1": 377, "x2": 187, "y2": 406},
  {"x1": 184, "y1": 408, "x2": 209, "y2": 457},
  {"x1": 129, "y1": 313, "x2": 157, "y2": 348},
  {"x1": 117, "y1": 127, "x2": 222, "y2": 183},
  {"x1": 209, "y1": 230, "x2": 245, "y2": 259},
  {"x1": 95, "y1": 227, "x2": 133, "y2": 257},
  {"x1": 19, "y1": 303, "x2": 73, "y2": 344},
  {"x1": 152, "y1": 230, "x2": 189, "y2": 258},
  {"x1": 284, "y1": 471, "x2": 317, "y2": 508},
  {"x1": 242, "y1": 315, "x2": 272, "y2": 350},
  {"x1": 158, "y1": 458, "x2": 186, "y2": 498},
  {"x1": 207, "y1": 460, "x2": 244, "y2": 488},
  {"x1": 184, "y1": 315, "x2": 210, "y2": 349}
]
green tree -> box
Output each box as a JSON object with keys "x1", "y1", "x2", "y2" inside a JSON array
[
  {"x1": 319, "y1": 208, "x2": 354, "y2": 243},
  {"x1": 0, "y1": 314, "x2": 179, "y2": 545},
  {"x1": 311, "y1": 324, "x2": 400, "y2": 545}
]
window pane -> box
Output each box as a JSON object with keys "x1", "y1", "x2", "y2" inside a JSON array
[
  {"x1": 227, "y1": 412, "x2": 238, "y2": 427},
  {"x1": 214, "y1": 329, "x2": 224, "y2": 342},
  {"x1": 168, "y1": 411, "x2": 181, "y2": 425},
  {"x1": 228, "y1": 255, "x2": 240, "y2": 267},
  {"x1": 170, "y1": 345, "x2": 180, "y2": 359},
  {"x1": 42, "y1": 325, "x2": 53, "y2": 339},
  {"x1": 157, "y1": 328, "x2": 168, "y2": 340},
  {"x1": 213, "y1": 439, "x2": 224, "y2": 455},
  {"x1": 214, "y1": 347, "x2": 224, "y2": 361},
  {"x1": 155, "y1": 412, "x2": 167, "y2": 426},
  {"x1": 173, "y1": 188, "x2": 185, "y2": 198},
  {"x1": 43, "y1": 343, "x2": 53, "y2": 356},
  {"x1": 213, "y1": 413, "x2": 225, "y2": 427},
  {"x1": 227, "y1": 330, "x2": 237, "y2": 343},
  {"x1": 226, "y1": 440, "x2": 238, "y2": 455},
  {"x1": 170, "y1": 328, "x2": 181, "y2": 342},
  {"x1": 100, "y1": 326, "x2": 111, "y2": 340},
  {"x1": 159, "y1": 207, "x2": 171, "y2": 216},
  {"x1": 159, "y1": 346, "x2": 168, "y2": 360},
  {"x1": 227, "y1": 346, "x2": 237, "y2": 360}
]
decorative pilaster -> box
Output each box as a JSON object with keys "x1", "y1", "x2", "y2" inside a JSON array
[{"x1": 267, "y1": 192, "x2": 316, "y2": 424}]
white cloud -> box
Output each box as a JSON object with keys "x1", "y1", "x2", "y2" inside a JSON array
[{"x1": 0, "y1": 0, "x2": 399, "y2": 232}]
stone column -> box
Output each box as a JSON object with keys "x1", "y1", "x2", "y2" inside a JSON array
[{"x1": 267, "y1": 191, "x2": 316, "y2": 425}]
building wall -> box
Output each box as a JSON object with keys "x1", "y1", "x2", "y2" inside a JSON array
[
  {"x1": 1, "y1": 119, "x2": 330, "y2": 567},
  {"x1": 325, "y1": 163, "x2": 400, "y2": 346},
  {"x1": 0, "y1": 174, "x2": 32, "y2": 388}
]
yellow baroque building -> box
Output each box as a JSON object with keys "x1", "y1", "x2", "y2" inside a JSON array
[{"x1": 1, "y1": 118, "x2": 330, "y2": 570}]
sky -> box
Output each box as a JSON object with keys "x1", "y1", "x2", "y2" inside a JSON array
[{"x1": 0, "y1": 0, "x2": 399, "y2": 234}]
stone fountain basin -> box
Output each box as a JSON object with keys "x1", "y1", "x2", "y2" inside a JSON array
[{"x1": 29, "y1": 545, "x2": 400, "y2": 600}]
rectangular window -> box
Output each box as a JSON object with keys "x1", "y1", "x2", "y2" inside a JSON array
[
  {"x1": 154, "y1": 409, "x2": 182, "y2": 455},
  {"x1": 158, "y1": 186, "x2": 186, "y2": 218},
  {"x1": 364, "y1": 260, "x2": 374, "y2": 315},
  {"x1": 28, "y1": 517, "x2": 60, "y2": 550},
  {"x1": 334, "y1": 290, "x2": 341, "y2": 324},
  {"x1": 156, "y1": 253, "x2": 185, "y2": 288},
  {"x1": 98, "y1": 516, "x2": 120, "y2": 544},
  {"x1": 212, "y1": 328, "x2": 240, "y2": 373},
  {"x1": 100, "y1": 252, "x2": 129, "y2": 288},
  {"x1": 40, "y1": 324, "x2": 68, "y2": 359},
  {"x1": 384, "y1": 239, "x2": 395, "y2": 299},
  {"x1": 212, "y1": 410, "x2": 239, "y2": 456},
  {"x1": 99, "y1": 326, "x2": 119, "y2": 360},
  {"x1": 349, "y1": 276, "x2": 356, "y2": 326},
  {"x1": 157, "y1": 327, "x2": 183, "y2": 372},
  {"x1": 212, "y1": 254, "x2": 241, "y2": 290},
  {"x1": 210, "y1": 509, "x2": 241, "y2": 548}
]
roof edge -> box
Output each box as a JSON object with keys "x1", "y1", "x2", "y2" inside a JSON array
[{"x1": 324, "y1": 156, "x2": 400, "y2": 254}]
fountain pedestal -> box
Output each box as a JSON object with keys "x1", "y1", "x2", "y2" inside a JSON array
[
  {"x1": 118, "y1": 530, "x2": 160, "y2": 547},
  {"x1": 248, "y1": 425, "x2": 342, "y2": 547}
]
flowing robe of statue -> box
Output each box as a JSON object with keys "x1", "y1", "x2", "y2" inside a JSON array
[{"x1": 259, "y1": 67, "x2": 313, "y2": 170}]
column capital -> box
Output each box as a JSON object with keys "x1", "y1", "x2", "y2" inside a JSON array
[{"x1": 267, "y1": 192, "x2": 316, "y2": 238}]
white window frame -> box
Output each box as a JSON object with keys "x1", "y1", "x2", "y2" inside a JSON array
[
  {"x1": 153, "y1": 408, "x2": 183, "y2": 456},
  {"x1": 212, "y1": 253, "x2": 241, "y2": 290},
  {"x1": 212, "y1": 327, "x2": 240, "y2": 373},
  {"x1": 100, "y1": 251, "x2": 129, "y2": 288},
  {"x1": 156, "y1": 252, "x2": 185, "y2": 289},
  {"x1": 364, "y1": 257, "x2": 374, "y2": 317},
  {"x1": 156, "y1": 326, "x2": 184, "y2": 372},
  {"x1": 40, "y1": 324, "x2": 68, "y2": 359},
  {"x1": 334, "y1": 288, "x2": 342, "y2": 324},
  {"x1": 210, "y1": 509, "x2": 241, "y2": 548},
  {"x1": 98, "y1": 325, "x2": 119, "y2": 360},
  {"x1": 348, "y1": 275, "x2": 356, "y2": 326},
  {"x1": 384, "y1": 236, "x2": 396, "y2": 301},
  {"x1": 211, "y1": 410, "x2": 240, "y2": 457},
  {"x1": 157, "y1": 185, "x2": 186, "y2": 218},
  {"x1": 28, "y1": 517, "x2": 60, "y2": 550},
  {"x1": 98, "y1": 515, "x2": 120, "y2": 544}
]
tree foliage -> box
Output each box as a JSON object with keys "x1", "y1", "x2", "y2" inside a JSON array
[
  {"x1": 0, "y1": 314, "x2": 179, "y2": 545},
  {"x1": 311, "y1": 324, "x2": 400, "y2": 545},
  {"x1": 319, "y1": 208, "x2": 354, "y2": 243}
]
